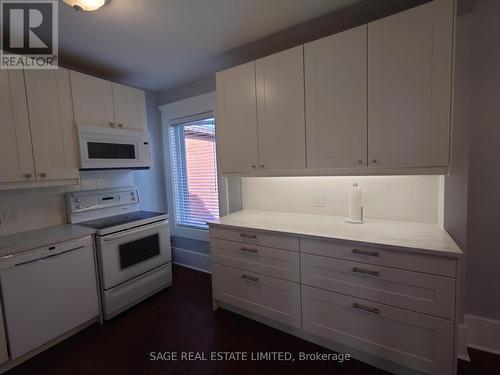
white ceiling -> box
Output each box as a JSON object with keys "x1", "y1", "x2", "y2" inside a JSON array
[{"x1": 59, "y1": 0, "x2": 363, "y2": 91}]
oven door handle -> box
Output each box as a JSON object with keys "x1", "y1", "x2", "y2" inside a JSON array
[{"x1": 102, "y1": 221, "x2": 167, "y2": 242}]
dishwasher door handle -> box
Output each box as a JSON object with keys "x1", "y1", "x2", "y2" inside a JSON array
[{"x1": 16, "y1": 245, "x2": 86, "y2": 266}]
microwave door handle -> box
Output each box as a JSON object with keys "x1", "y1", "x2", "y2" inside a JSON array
[{"x1": 102, "y1": 221, "x2": 166, "y2": 241}]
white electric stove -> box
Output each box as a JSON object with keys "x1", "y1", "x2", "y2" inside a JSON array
[{"x1": 67, "y1": 187, "x2": 172, "y2": 320}]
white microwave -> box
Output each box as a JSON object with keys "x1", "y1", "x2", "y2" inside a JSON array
[{"x1": 77, "y1": 125, "x2": 151, "y2": 170}]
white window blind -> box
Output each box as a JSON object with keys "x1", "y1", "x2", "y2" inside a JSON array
[{"x1": 169, "y1": 116, "x2": 220, "y2": 230}]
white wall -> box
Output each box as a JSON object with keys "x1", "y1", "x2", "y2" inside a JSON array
[
  {"x1": 242, "y1": 175, "x2": 442, "y2": 224},
  {"x1": 465, "y1": 0, "x2": 500, "y2": 321},
  {"x1": 134, "y1": 91, "x2": 167, "y2": 212}
]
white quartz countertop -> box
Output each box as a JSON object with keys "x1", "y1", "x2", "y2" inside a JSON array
[
  {"x1": 0, "y1": 224, "x2": 96, "y2": 257},
  {"x1": 208, "y1": 210, "x2": 462, "y2": 257}
]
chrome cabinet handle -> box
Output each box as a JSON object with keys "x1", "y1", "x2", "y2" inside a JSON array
[
  {"x1": 260, "y1": 164, "x2": 265, "y2": 169},
  {"x1": 352, "y1": 249, "x2": 379, "y2": 257},
  {"x1": 109, "y1": 122, "x2": 115, "y2": 127},
  {"x1": 251, "y1": 165, "x2": 256, "y2": 169},
  {"x1": 241, "y1": 274, "x2": 259, "y2": 282},
  {"x1": 39, "y1": 173, "x2": 47, "y2": 178},
  {"x1": 24, "y1": 173, "x2": 32, "y2": 178},
  {"x1": 241, "y1": 247, "x2": 258, "y2": 254},
  {"x1": 240, "y1": 233, "x2": 257, "y2": 239},
  {"x1": 352, "y1": 267, "x2": 380, "y2": 276},
  {"x1": 371, "y1": 159, "x2": 377, "y2": 164},
  {"x1": 352, "y1": 302, "x2": 380, "y2": 314},
  {"x1": 118, "y1": 123, "x2": 123, "y2": 128},
  {"x1": 357, "y1": 160, "x2": 363, "y2": 164}
]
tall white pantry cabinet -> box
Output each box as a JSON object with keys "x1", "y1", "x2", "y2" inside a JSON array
[{"x1": 216, "y1": 0, "x2": 456, "y2": 176}]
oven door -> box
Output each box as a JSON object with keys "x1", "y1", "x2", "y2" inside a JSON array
[
  {"x1": 77, "y1": 125, "x2": 151, "y2": 170},
  {"x1": 98, "y1": 220, "x2": 171, "y2": 290}
]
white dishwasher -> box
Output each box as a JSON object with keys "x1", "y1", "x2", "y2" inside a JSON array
[{"x1": 0, "y1": 235, "x2": 99, "y2": 359}]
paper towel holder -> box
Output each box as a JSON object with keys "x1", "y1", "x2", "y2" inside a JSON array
[
  {"x1": 345, "y1": 182, "x2": 365, "y2": 224},
  {"x1": 345, "y1": 207, "x2": 364, "y2": 224}
]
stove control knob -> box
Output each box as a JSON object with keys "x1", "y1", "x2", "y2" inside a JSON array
[
  {"x1": 74, "y1": 198, "x2": 81, "y2": 203},
  {"x1": 131, "y1": 197, "x2": 136, "y2": 201},
  {"x1": 76, "y1": 204, "x2": 82, "y2": 209}
]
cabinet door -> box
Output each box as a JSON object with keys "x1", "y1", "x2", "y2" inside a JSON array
[
  {"x1": 0, "y1": 71, "x2": 35, "y2": 183},
  {"x1": 112, "y1": 82, "x2": 147, "y2": 131},
  {"x1": 256, "y1": 46, "x2": 306, "y2": 171},
  {"x1": 302, "y1": 285, "x2": 454, "y2": 375},
  {"x1": 70, "y1": 71, "x2": 115, "y2": 128},
  {"x1": 305, "y1": 26, "x2": 367, "y2": 169},
  {"x1": 368, "y1": 0, "x2": 453, "y2": 168},
  {"x1": 25, "y1": 69, "x2": 79, "y2": 181},
  {"x1": 216, "y1": 62, "x2": 259, "y2": 173}
]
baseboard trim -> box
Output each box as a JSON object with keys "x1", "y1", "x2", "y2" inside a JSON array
[
  {"x1": 465, "y1": 314, "x2": 500, "y2": 356},
  {"x1": 457, "y1": 324, "x2": 470, "y2": 361},
  {"x1": 171, "y1": 246, "x2": 211, "y2": 274}
]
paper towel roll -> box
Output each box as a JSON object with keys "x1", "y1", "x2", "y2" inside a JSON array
[{"x1": 346, "y1": 183, "x2": 364, "y2": 223}]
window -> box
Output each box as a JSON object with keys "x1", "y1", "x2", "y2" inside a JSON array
[{"x1": 169, "y1": 115, "x2": 220, "y2": 230}]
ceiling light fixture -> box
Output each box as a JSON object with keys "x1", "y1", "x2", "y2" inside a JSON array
[{"x1": 63, "y1": 0, "x2": 106, "y2": 12}]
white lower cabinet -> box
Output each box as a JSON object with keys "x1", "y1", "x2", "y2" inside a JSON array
[
  {"x1": 209, "y1": 224, "x2": 458, "y2": 375},
  {"x1": 211, "y1": 238, "x2": 300, "y2": 282},
  {"x1": 212, "y1": 263, "x2": 301, "y2": 328},
  {"x1": 301, "y1": 285, "x2": 454, "y2": 375},
  {"x1": 301, "y1": 253, "x2": 455, "y2": 319}
]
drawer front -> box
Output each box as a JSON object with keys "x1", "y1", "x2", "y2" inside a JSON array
[
  {"x1": 211, "y1": 238, "x2": 300, "y2": 282},
  {"x1": 212, "y1": 263, "x2": 301, "y2": 328},
  {"x1": 301, "y1": 254, "x2": 455, "y2": 319},
  {"x1": 301, "y1": 237, "x2": 456, "y2": 277},
  {"x1": 210, "y1": 226, "x2": 299, "y2": 251},
  {"x1": 302, "y1": 285, "x2": 454, "y2": 375}
]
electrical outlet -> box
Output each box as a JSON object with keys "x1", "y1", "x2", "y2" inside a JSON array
[
  {"x1": 0, "y1": 209, "x2": 18, "y2": 225},
  {"x1": 311, "y1": 194, "x2": 326, "y2": 208}
]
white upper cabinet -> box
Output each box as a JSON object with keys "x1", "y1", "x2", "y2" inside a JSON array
[
  {"x1": 256, "y1": 46, "x2": 306, "y2": 171},
  {"x1": 71, "y1": 71, "x2": 147, "y2": 131},
  {"x1": 70, "y1": 71, "x2": 115, "y2": 128},
  {"x1": 214, "y1": 0, "x2": 455, "y2": 176},
  {"x1": 112, "y1": 82, "x2": 148, "y2": 131},
  {"x1": 305, "y1": 25, "x2": 368, "y2": 169},
  {"x1": 367, "y1": 0, "x2": 453, "y2": 169},
  {"x1": 216, "y1": 62, "x2": 259, "y2": 173},
  {"x1": 0, "y1": 71, "x2": 35, "y2": 184},
  {"x1": 25, "y1": 69, "x2": 79, "y2": 181}
]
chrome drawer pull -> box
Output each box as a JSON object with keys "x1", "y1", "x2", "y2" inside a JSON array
[
  {"x1": 240, "y1": 233, "x2": 257, "y2": 239},
  {"x1": 352, "y1": 302, "x2": 380, "y2": 314},
  {"x1": 352, "y1": 267, "x2": 380, "y2": 276},
  {"x1": 241, "y1": 247, "x2": 258, "y2": 254},
  {"x1": 352, "y1": 249, "x2": 379, "y2": 257},
  {"x1": 241, "y1": 274, "x2": 259, "y2": 282}
]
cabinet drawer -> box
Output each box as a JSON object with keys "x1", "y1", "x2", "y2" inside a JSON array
[
  {"x1": 212, "y1": 263, "x2": 301, "y2": 328},
  {"x1": 302, "y1": 285, "x2": 454, "y2": 375},
  {"x1": 301, "y1": 254, "x2": 455, "y2": 319},
  {"x1": 211, "y1": 238, "x2": 300, "y2": 282},
  {"x1": 210, "y1": 226, "x2": 299, "y2": 251},
  {"x1": 300, "y1": 237, "x2": 456, "y2": 277}
]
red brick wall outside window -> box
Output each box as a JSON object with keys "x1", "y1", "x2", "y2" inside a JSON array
[{"x1": 170, "y1": 119, "x2": 219, "y2": 229}]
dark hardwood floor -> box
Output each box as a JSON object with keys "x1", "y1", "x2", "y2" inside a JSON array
[{"x1": 7, "y1": 265, "x2": 500, "y2": 375}]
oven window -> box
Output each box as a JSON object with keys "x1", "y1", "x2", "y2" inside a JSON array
[
  {"x1": 88, "y1": 142, "x2": 136, "y2": 159},
  {"x1": 119, "y1": 234, "x2": 160, "y2": 269}
]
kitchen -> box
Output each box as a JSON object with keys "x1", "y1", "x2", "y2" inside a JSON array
[{"x1": 0, "y1": 0, "x2": 499, "y2": 374}]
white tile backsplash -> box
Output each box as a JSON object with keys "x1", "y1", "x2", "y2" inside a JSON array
[
  {"x1": 242, "y1": 175, "x2": 443, "y2": 224},
  {"x1": 0, "y1": 170, "x2": 135, "y2": 236}
]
